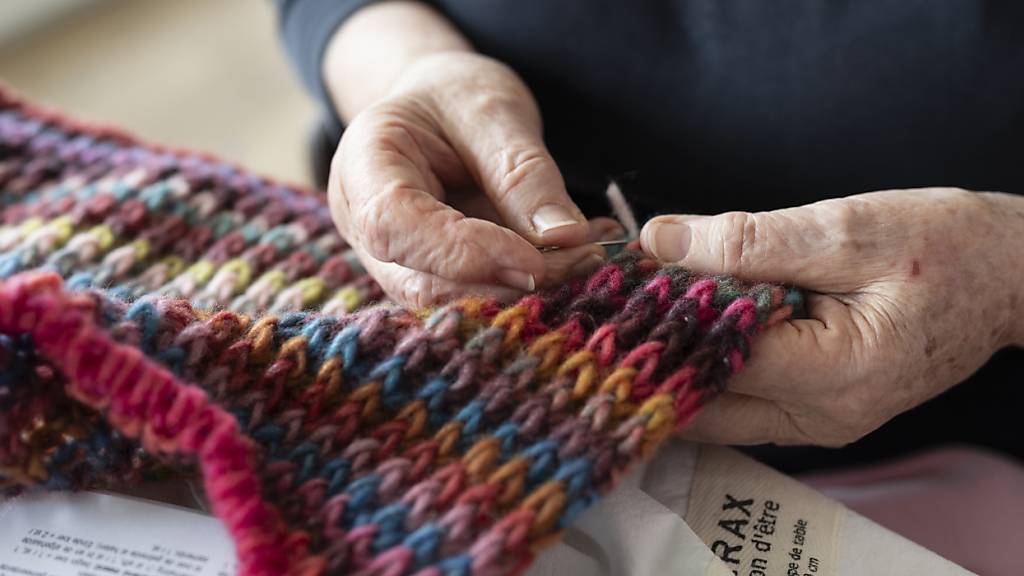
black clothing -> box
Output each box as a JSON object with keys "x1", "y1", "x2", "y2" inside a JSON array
[{"x1": 275, "y1": 0, "x2": 1024, "y2": 470}]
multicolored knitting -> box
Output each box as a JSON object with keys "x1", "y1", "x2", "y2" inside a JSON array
[{"x1": 0, "y1": 86, "x2": 801, "y2": 576}]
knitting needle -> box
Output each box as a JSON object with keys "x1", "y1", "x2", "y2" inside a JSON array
[{"x1": 535, "y1": 239, "x2": 633, "y2": 257}]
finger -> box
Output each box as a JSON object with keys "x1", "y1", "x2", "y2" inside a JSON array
[
  {"x1": 639, "y1": 203, "x2": 850, "y2": 287},
  {"x1": 533, "y1": 218, "x2": 625, "y2": 288},
  {"x1": 331, "y1": 108, "x2": 544, "y2": 291},
  {"x1": 361, "y1": 250, "x2": 524, "y2": 309},
  {"x1": 726, "y1": 294, "x2": 853, "y2": 400},
  {"x1": 538, "y1": 244, "x2": 607, "y2": 288},
  {"x1": 680, "y1": 392, "x2": 806, "y2": 445},
  {"x1": 588, "y1": 217, "x2": 626, "y2": 242},
  {"x1": 439, "y1": 90, "x2": 590, "y2": 247}
]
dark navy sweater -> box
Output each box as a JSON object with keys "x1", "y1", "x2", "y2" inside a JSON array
[
  {"x1": 274, "y1": 0, "x2": 1024, "y2": 467},
  {"x1": 276, "y1": 0, "x2": 1024, "y2": 218}
]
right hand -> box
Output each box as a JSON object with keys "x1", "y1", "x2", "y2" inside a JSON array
[{"x1": 328, "y1": 52, "x2": 622, "y2": 308}]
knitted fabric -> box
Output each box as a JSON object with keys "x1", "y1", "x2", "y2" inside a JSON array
[{"x1": 0, "y1": 86, "x2": 802, "y2": 576}]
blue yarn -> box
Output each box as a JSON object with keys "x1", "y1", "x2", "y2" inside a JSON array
[
  {"x1": 326, "y1": 324, "x2": 361, "y2": 370},
  {"x1": 453, "y1": 400, "x2": 485, "y2": 439},
  {"x1": 209, "y1": 213, "x2": 239, "y2": 238},
  {"x1": 365, "y1": 355, "x2": 407, "y2": 399},
  {"x1": 251, "y1": 423, "x2": 286, "y2": 453},
  {"x1": 301, "y1": 316, "x2": 336, "y2": 363},
  {"x1": 345, "y1": 476, "x2": 388, "y2": 529},
  {"x1": 493, "y1": 422, "x2": 520, "y2": 455},
  {"x1": 65, "y1": 272, "x2": 94, "y2": 291},
  {"x1": 559, "y1": 489, "x2": 598, "y2": 528},
  {"x1": 0, "y1": 250, "x2": 26, "y2": 278},
  {"x1": 784, "y1": 288, "x2": 804, "y2": 309},
  {"x1": 239, "y1": 222, "x2": 264, "y2": 243},
  {"x1": 404, "y1": 524, "x2": 445, "y2": 569},
  {"x1": 370, "y1": 503, "x2": 412, "y2": 551},
  {"x1": 126, "y1": 300, "x2": 160, "y2": 353},
  {"x1": 154, "y1": 346, "x2": 186, "y2": 373},
  {"x1": 110, "y1": 180, "x2": 133, "y2": 202},
  {"x1": 276, "y1": 311, "x2": 309, "y2": 341},
  {"x1": 287, "y1": 442, "x2": 320, "y2": 485},
  {"x1": 320, "y1": 458, "x2": 352, "y2": 495},
  {"x1": 522, "y1": 440, "x2": 561, "y2": 485},
  {"x1": 554, "y1": 457, "x2": 592, "y2": 499},
  {"x1": 139, "y1": 182, "x2": 171, "y2": 210},
  {"x1": 416, "y1": 375, "x2": 451, "y2": 411},
  {"x1": 437, "y1": 554, "x2": 472, "y2": 576},
  {"x1": 262, "y1": 226, "x2": 296, "y2": 251}
]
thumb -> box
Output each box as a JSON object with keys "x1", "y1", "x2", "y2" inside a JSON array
[
  {"x1": 640, "y1": 208, "x2": 837, "y2": 286},
  {"x1": 481, "y1": 141, "x2": 590, "y2": 247},
  {"x1": 440, "y1": 92, "x2": 589, "y2": 247}
]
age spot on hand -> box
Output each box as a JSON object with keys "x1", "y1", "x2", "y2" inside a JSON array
[{"x1": 924, "y1": 336, "x2": 937, "y2": 358}]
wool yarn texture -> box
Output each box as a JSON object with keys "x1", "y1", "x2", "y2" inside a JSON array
[{"x1": 0, "y1": 86, "x2": 802, "y2": 576}]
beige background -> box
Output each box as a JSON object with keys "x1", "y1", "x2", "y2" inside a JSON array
[{"x1": 0, "y1": 0, "x2": 317, "y2": 187}]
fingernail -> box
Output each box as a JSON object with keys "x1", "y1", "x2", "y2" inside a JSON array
[
  {"x1": 496, "y1": 268, "x2": 536, "y2": 291},
  {"x1": 531, "y1": 204, "x2": 580, "y2": 235},
  {"x1": 647, "y1": 221, "x2": 691, "y2": 261},
  {"x1": 568, "y1": 253, "x2": 606, "y2": 278}
]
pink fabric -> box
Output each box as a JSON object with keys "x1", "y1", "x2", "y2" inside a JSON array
[{"x1": 801, "y1": 445, "x2": 1024, "y2": 576}]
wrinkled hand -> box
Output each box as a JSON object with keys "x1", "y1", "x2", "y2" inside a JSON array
[
  {"x1": 328, "y1": 52, "x2": 620, "y2": 307},
  {"x1": 641, "y1": 188, "x2": 1023, "y2": 446}
]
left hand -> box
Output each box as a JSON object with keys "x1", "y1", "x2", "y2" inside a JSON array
[{"x1": 640, "y1": 188, "x2": 1024, "y2": 446}]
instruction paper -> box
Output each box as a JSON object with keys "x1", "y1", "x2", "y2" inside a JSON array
[{"x1": 0, "y1": 490, "x2": 234, "y2": 576}]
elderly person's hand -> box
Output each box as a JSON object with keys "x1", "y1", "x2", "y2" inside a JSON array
[
  {"x1": 322, "y1": 3, "x2": 618, "y2": 307},
  {"x1": 329, "y1": 52, "x2": 618, "y2": 307},
  {"x1": 641, "y1": 188, "x2": 1024, "y2": 446}
]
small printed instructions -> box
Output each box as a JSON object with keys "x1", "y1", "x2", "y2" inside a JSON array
[{"x1": 0, "y1": 491, "x2": 234, "y2": 576}]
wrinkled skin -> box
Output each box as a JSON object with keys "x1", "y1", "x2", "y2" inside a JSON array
[
  {"x1": 328, "y1": 52, "x2": 622, "y2": 308},
  {"x1": 641, "y1": 188, "x2": 1024, "y2": 446}
]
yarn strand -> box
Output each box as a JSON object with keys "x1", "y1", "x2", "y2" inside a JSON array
[{"x1": 0, "y1": 85, "x2": 801, "y2": 576}]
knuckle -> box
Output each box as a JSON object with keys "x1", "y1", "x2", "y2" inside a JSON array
[
  {"x1": 930, "y1": 187, "x2": 989, "y2": 220},
  {"x1": 395, "y1": 274, "x2": 442, "y2": 309},
  {"x1": 373, "y1": 205, "x2": 477, "y2": 280},
  {"x1": 431, "y1": 220, "x2": 478, "y2": 278},
  {"x1": 391, "y1": 270, "x2": 456, "y2": 307},
  {"x1": 469, "y1": 88, "x2": 531, "y2": 120},
  {"x1": 349, "y1": 102, "x2": 422, "y2": 152},
  {"x1": 928, "y1": 186, "x2": 971, "y2": 199},
  {"x1": 716, "y1": 211, "x2": 760, "y2": 275},
  {"x1": 354, "y1": 190, "x2": 400, "y2": 262},
  {"x1": 831, "y1": 202, "x2": 862, "y2": 249},
  {"x1": 492, "y1": 146, "x2": 547, "y2": 202},
  {"x1": 817, "y1": 197, "x2": 873, "y2": 254},
  {"x1": 373, "y1": 121, "x2": 419, "y2": 153}
]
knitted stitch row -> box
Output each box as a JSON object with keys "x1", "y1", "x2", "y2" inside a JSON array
[{"x1": 0, "y1": 86, "x2": 802, "y2": 576}]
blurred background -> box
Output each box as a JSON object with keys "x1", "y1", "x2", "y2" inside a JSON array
[{"x1": 0, "y1": 0, "x2": 317, "y2": 186}]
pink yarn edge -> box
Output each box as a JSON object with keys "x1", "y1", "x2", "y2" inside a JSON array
[{"x1": 0, "y1": 271, "x2": 324, "y2": 576}]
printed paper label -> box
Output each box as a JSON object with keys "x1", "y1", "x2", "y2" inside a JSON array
[
  {"x1": 0, "y1": 491, "x2": 234, "y2": 576},
  {"x1": 685, "y1": 446, "x2": 842, "y2": 576}
]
